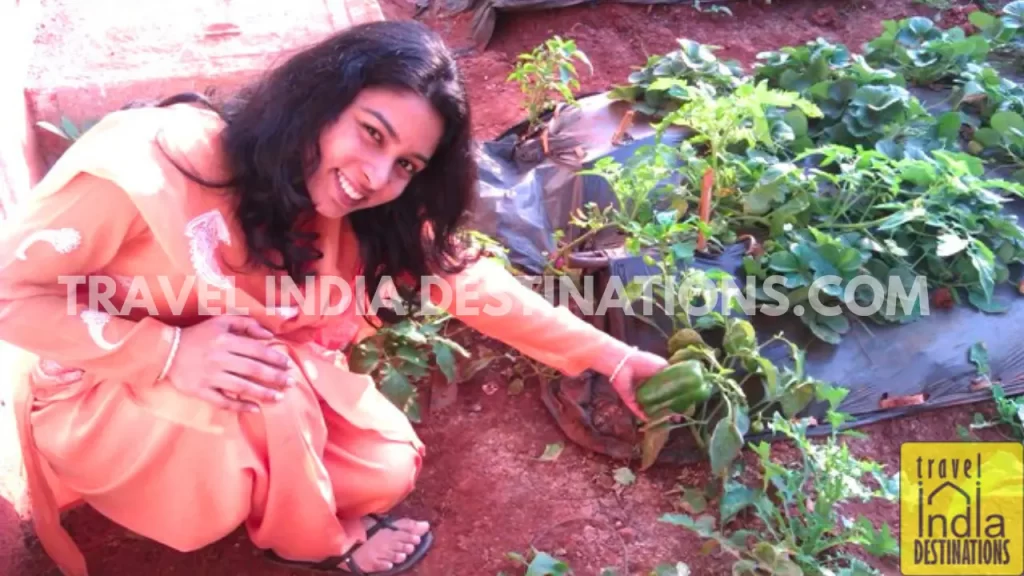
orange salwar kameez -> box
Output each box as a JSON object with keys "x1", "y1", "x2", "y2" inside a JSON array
[{"x1": 0, "y1": 103, "x2": 624, "y2": 576}]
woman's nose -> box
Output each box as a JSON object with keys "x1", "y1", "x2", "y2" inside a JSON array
[{"x1": 361, "y1": 158, "x2": 390, "y2": 191}]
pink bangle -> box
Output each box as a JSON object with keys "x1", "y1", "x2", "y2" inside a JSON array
[
  {"x1": 609, "y1": 346, "x2": 638, "y2": 381},
  {"x1": 158, "y1": 326, "x2": 182, "y2": 381}
]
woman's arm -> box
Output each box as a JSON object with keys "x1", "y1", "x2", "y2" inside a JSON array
[
  {"x1": 0, "y1": 172, "x2": 177, "y2": 386},
  {"x1": 427, "y1": 255, "x2": 635, "y2": 378}
]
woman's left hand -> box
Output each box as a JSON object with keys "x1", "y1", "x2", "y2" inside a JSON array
[{"x1": 608, "y1": 348, "x2": 669, "y2": 422}]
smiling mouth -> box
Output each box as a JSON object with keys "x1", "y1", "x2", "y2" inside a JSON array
[{"x1": 334, "y1": 169, "x2": 366, "y2": 206}]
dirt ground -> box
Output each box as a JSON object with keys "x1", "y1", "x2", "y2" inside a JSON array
[{"x1": 3, "y1": 0, "x2": 1013, "y2": 575}]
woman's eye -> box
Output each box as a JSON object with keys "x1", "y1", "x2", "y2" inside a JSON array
[
  {"x1": 364, "y1": 124, "x2": 382, "y2": 143},
  {"x1": 398, "y1": 159, "x2": 416, "y2": 174}
]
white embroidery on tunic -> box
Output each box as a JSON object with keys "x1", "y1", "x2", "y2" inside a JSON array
[
  {"x1": 36, "y1": 359, "x2": 85, "y2": 384},
  {"x1": 271, "y1": 306, "x2": 300, "y2": 319},
  {"x1": 80, "y1": 309, "x2": 119, "y2": 351},
  {"x1": 185, "y1": 210, "x2": 234, "y2": 290},
  {"x1": 15, "y1": 228, "x2": 82, "y2": 260}
]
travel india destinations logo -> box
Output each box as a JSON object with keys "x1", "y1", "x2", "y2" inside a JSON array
[{"x1": 900, "y1": 441, "x2": 1024, "y2": 575}]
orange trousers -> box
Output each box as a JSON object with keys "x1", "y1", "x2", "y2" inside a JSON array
[{"x1": 15, "y1": 342, "x2": 425, "y2": 575}]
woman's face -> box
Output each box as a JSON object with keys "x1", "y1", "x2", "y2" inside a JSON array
[{"x1": 306, "y1": 87, "x2": 445, "y2": 219}]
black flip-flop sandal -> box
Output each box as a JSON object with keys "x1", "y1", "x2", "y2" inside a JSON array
[{"x1": 264, "y1": 513, "x2": 434, "y2": 575}]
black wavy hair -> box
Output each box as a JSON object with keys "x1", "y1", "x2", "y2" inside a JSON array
[{"x1": 148, "y1": 20, "x2": 479, "y2": 323}]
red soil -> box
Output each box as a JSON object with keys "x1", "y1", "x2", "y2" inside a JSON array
[{"x1": 4, "y1": 1, "x2": 1009, "y2": 575}]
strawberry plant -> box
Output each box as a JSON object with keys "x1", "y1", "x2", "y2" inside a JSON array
[
  {"x1": 741, "y1": 145, "x2": 1024, "y2": 343},
  {"x1": 951, "y1": 63, "x2": 1024, "y2": 127},
  {"x1": 863, "y1": 17, "x2": 991, "y2": 87},
  {"x1": 969, "y1": 1, "x2": 1024, "y2": 65},
  {"x1": 970, "y1": 110, "x2": 1024, "y2": 181},
  {"x1": 754, "y1": 38, "x2": 904, "y2": 97},
  {"x1": 608, "y1": 39, "x2": 746, "y2": 118},
  {"x1": 661, "y1": 386, "x2": 900, "y2": 576}
]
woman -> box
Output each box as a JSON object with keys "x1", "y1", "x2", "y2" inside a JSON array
[{"x1": 0, "y1": 19, "x2": 666, "y2": 576}]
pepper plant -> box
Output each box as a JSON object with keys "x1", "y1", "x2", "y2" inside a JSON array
[
  {"x1": 507, "y1": 36, "x2": 593, "y2": 132},
  {"x1": 348, "y1": 312, "x2": 471, "y2": 422},
  {"x1": 636, "y1": 312, "x2": 825, "y2": 476}
]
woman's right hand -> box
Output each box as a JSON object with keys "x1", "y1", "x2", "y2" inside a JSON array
[{"x1": 164, "y1": 315, "x2": 295, "y2": 413}]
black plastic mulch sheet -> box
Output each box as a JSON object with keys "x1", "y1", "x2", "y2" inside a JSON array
[{"x1": 466, "y1": 90, "x2": 1024, "y2": 463}]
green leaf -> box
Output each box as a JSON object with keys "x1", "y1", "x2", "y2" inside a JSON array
[
  {"x1": 803, "y1": 311, "x2": 843, "y2": 344},
  {"x1": 969, "y1": 10, "x2": 997, "y2": 30},
  {"x1": 525, "y1": 551, "x2": 571, "y2": 576},
  {"x1": 936, "y1": 111, "x2": 963, "y2": 141},
  {"x1": 991, "y1": 110, "x2": 1024, "y2": 136},
  {"x1": 784, "y1": 108, "x2": 809, "y2": 137},
  {"x1": 937, "y1": 232, "x2": 970, "y2": 257},
  {"x1": 709, "y1": 416, "x2": 744, "y2": 477},
  {"x1": 816, "y1": 311, "x2": 850, "y2": 334},
  {"x1": 719, "y1": 482, "x2": 758, "y2": 524},
  {"x1": 348, "y1": 345, "x2": 380, "y2": 373},
  {"x1": 432, "y1": 341, "x2": 457, "y2": 382},
  {"x1": 680, "y1": 487, "x2": 707, "y2": 514},
  {"x1": 974, "y1": 127, "x2": 1004, "y2": 148},
  {"x1": 969, "y1": 341, "x2": 990, "y2": 375},
  {"x1": 768, "y1": 251, "x2": 800, "y2": 273},
  {"x1": 878, "y1": 205, "x2": 926, "y2": 230},
  {"x1": 660, "y1": 513, "x2": 715, "y2": 537},
  {"x1": 781, "y1": 381, "x2": 816, "y2": 417},
  {"x1": 538, "y1": 442, "x2": 564, "y2": 461},
  {"x1": 380, "y1": 366, "x2": 416, "y2": 409},
  {"x1": 969, "y1": 239, "x2": 997, "y2": 303},
  {"x1": 756, "y1": 356, "x2": 780, "y2": 397}
]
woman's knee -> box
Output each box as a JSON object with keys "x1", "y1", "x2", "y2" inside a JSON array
[
  {"x1": 369, "y1": 441, "x2": 423, "y2": 502},
  {"x1": 330, "y1": 440, "x2": 423, "y2": 514}
]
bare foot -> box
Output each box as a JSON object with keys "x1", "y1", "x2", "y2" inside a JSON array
[{"x1": 339, "y1": 516, "x2": 430, "y2": 572}]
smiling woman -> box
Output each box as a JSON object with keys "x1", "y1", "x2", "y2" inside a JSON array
[
  {"x1": 305, "y1": 88, "x2": 444, "y2": 218},
  {"x1": 0, "y1": 19, "x2": 667, "y2": 576}
]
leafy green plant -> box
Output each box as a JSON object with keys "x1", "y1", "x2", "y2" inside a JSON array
[
  {"x1": 501, "y1": 548, "x2": 572, "y2": 575},
  {"x1": 742, "y1": 145, "x2": 1024, "y2": 343},
  {"x1": 661, "y1": 386, "x2": 900, "y2": 576},
  {"x1": 638, "y1": 314, "x2": 826, "y2": 476},
  {"x1": 507, "y1": 36, "x2": 593, "y2": 131},
  {"x1": 969, "y1": 110, "x2": 1024, "y2": 181},
  {"x1": 655, "y1": 80, "x2": 823, "y2": 195},
  {"x1": 969, "y1": 1, "x2": 1024, "y2": 62},
  {"x1": 961, "y1": 384, "x2": 1024, "y2": 441},
  {"x1": 863, "y1": 17, "x2": 991, "y2": 86},
  {"x1": 348, "y1": 312, "x2": 470, "y2": 422},
  {"x1": 608, "y1": 39, "x2": 746, "y2": 118},
  {"x1": 951, "y1": 62, "x2": 1024, "y2": 127},
  {"x1": 754, "y1": 38, "x2": 904, "y2": 97},
  {"x1": 752, "y1": 37, "x2": 946, "y2": 155}
]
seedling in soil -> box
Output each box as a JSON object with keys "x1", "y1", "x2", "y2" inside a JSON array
[
  {"x1": 508, "y1": 36, "x2": 593, "y2": 134},
  {"x1": 661, "y1": 386, "x2": 900, "y2": 576},
  {"x1": 348, "y1": 312, "x2": 470, "y2": 422}
]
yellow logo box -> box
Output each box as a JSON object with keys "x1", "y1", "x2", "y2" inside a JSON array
[{"x1": 900, "y1": 442, "x2": 1024, "y2": 575}]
